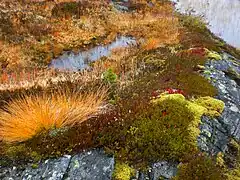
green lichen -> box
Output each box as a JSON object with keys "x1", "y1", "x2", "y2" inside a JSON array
[{"x1": 113, "y1": 162, "x2": 135, "y2": 180}]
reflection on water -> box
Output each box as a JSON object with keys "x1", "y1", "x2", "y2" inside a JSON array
[
  {"x1": 50, "y1": 36, "x2": 136, "y2": 71},
  {"x1": 173, "y1": 0, "x2": 240, "y2": 48}
]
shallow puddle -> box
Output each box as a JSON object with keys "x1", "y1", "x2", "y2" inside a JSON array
[
  {"x1": 172, "y1": 0, "x2": 240, "y2": 48},
  {"x1": 49, "y1": 36, "x2": 136, "y2": 71}
]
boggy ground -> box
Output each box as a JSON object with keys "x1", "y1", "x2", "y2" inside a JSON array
[{"x1": 0, "y1": 0, "x2": 240, "y2": 179}]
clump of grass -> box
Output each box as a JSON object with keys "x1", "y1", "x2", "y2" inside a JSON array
[{"x1": 0, "y1": 89, "x2": 106, "y2": 143}]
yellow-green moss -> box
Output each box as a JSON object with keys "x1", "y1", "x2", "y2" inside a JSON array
[
  {"x1": 216, "y1": 152, "x2": 226, "y2": 168},
  {"x1": 192, "y1": 96, "x2": 225, "y2": 117},
  {"x1": 109, "y1": 94, "x2": 225, "y2": 166},
  {"x1": 205, "y1": 48, "x2": 222, "y2": 60},
  {"x1": 113, "y1": 162, "x2": 135, "y2": 180},
  {"x1": 225, "y1": 167, "x2": 240, "y2": 180}
]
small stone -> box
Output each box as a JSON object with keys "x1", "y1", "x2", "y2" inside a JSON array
[
  {"x1": 229, "y1": 105, "x2": 239, "y2": 113},
  {"x1": 64, "y1": 149, "x2": 114, "y2": 180},
  {"x1": 149, "y1": 161, "x2": 178, "y2": 180}
]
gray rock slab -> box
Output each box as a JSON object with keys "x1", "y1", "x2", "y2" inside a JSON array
[
  {"x1": 148, "y1": 161, "x2": 178, "y2": 180},
  {"x1": 21, "y1": 155, "x2": 71, "y2": 180},
  {"x1": 64, "y1": 149, "x2": 114, "y2": 180},
  {"x1": 198, "y1": 54, "x2": 240, "y2": 155}
]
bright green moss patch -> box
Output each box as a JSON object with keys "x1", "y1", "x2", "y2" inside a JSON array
[
  {"x1": 193, "y1": 96, "x2": 225, "y2": 117},
  {"x1": 206, "y1": 49, "x2": 222, "y2": 60},
  {"x1": 113, "y1": 162, "x2": 135, "y2": 180},
  {"x1": 105, "y1": 94, "x2": 224, "y2": 167}
]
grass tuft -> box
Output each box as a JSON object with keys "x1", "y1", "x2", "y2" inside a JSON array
[{"x1": 0, "y1": 89, "x2": 106, "y2": 143}]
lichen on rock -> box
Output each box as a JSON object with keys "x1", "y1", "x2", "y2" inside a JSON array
[{"x1": 112, "y1": 162, "x2": 135, "y2": 180}]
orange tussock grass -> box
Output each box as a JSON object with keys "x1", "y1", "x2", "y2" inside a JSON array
[
  {"x1": 0, "y1": 89, "x2": 107, "y2": 143},
  {"x1": 142, "y1": 38, "x2": 161, "y2": 50}
]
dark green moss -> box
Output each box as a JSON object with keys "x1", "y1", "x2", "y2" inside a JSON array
[
  {"x1": 176, "y1": 73, "x2": 217, "y2": 97},
  {"x1": 52, "y1": 2, "x2": 81, "y2": 18}
]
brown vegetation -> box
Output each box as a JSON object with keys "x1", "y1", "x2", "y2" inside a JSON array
[{"x1": 0, "y1": 0, "x2": 179, "y2": 71}]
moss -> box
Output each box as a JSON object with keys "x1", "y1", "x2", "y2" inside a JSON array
[
  {"x1": 224, "y1": 140, "x2": 240, "y2": 180},
  {"x1": 173, "y1": 154, "x2": 225, "y2": 180},
  {"x1": 109, "y1": 94, "x2": 223, "y2": 166},
  {"x1": 30, "y1": 151, "x2": 42, "y2": 162},
  {"x1": 192, "y1": 96, "x2": 225, "y2": 117},
  {"x1": 102, "y1": 68, "x2": 118, "y2": 84},
  {"x1": 4, "y1": 144, "x2": 29, "y2": 160},
  {"x1": 176, "y1": 73, "x2": 217, "y2": 97},
  {"x1": 216, "y1": 152, "x2": 226, "y2": 168},
  {"x1": 31, "y1": 163, "x2": 39, "y2": 169},
  {"x1": 113, "y1": 162, "x2": 135, "y2": 180},
  {"x1": 225, "y1": 167, "x2": 240, "y2": 180},
  {"x1": 205, "y1": 48, "x2": 222, "y2": 60},
  {"x1": 173, "y1": 140, "x2": 240, "y2": 180},
  {"x1": 103, "y1": 94, "x2": 225, "y2": 168}
]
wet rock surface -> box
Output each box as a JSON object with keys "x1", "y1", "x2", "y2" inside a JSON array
[
  {"x1": 64, "y1": 150, "x2": 114, "y2": 180},
  {"x1": 21, "y1": 155, "x2": 71, "y2": 180},
  {"x1": 132, "y1": 161, "x2": 178, "y2": 180},
  {"x1": 0, "y1": 149, "x2": 114, "y2": 180},
  {"x1": 149, "y1": 161, "x2": 178, "y2": 180},
  {"x1": 198, "y1": 52, "x2": 240, "y2": 155}
]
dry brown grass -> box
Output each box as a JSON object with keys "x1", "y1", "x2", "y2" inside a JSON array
[
  {"x1": 0, "y1": 89, "x2": 106, "y2": 143},
  {"x1": 142, "y1": 38, "x2": 161, "y2": 50},
  {"x1": 0, "y1": 0, "x2": 179, "y2": 72},
  {"x1": 0, "y1": 42, "x2": 30, "y2": 70},
  {"x1": 106, "y1": 3, "x2": 179, "y2": 45}
]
